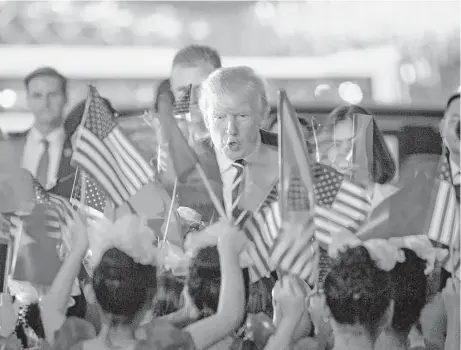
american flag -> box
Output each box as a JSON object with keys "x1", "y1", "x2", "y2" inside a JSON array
[
  {"x1": 173, "y1": 85, "x2": 191, "y2": 122},
  {"x1": 268, "y1": 90, "x2": 317, "y2": 282},
  {"x1": 32, "y1": 178, "x2": 75, "y2": 248},
  {"x1": 70, "y1": 169, "x2": 107, "y2": 220},
  {"x1": 71, "y1": 85, "x2": 155, "y2": 206},
  {"x1": 426, "y1": 152, "x2": 460, "y2": 278},
  {"x1": 313, "y1": 163, "x2": 372, "y2": 247},
  {"x1": 426, "y1": 153, "x2": 460, "y2": 246},
  {"x1": 238, "y1": 188, "x2": 281, "y2": 282}
]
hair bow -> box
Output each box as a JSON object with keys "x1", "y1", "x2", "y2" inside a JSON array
[
  {"x1": 387, "y1": 235, "x2": 449, "y2": 275},
  {"x1": 157, "y1": 241, "x2": 191, "y2": 276},
  {"x1": 88, "y1": 215, "x2": 159, "y2": 269}
]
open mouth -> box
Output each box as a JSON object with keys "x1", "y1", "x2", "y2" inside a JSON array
[{"x1": 226, "y1": 140, "x2": 240, "y2": 151}]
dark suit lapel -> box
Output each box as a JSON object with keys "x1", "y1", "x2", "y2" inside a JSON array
[{"x1": 240, "y1": 142, "x2": 279, "y2": 213}]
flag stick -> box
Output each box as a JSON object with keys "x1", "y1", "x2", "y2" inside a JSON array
[
  {"x1": 9, "y1": 219, "x2": 23, "y2": 280},
  {"x1": 163, "y1": 178, "x2": 178, "y2": 242},
  {"x1": 195, "y1": 163, "x2": 227, "y2": 220}
]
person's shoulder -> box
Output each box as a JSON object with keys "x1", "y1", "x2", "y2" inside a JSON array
[
  {"x1": 260, "y1": 129, "x2": 278, "y2": 148},
  {"x1": 5, "y1": 130, "x2": 29, "y2": 139},
  {"x1": 0, "y1": 130, "x2": 28, "y2": 142},
  {"x1": 53, "y1": 317, "x2": 96, "y2": 350}
]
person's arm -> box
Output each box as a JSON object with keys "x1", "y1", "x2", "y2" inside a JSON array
[
  {"x1": 185, "y1": 222, "x2": 246, "y2": 350},
  {"x1": 265, "y1": 276, "x2": 306, "y2": 350},
  {"x1": 264, "y1": 318, "x2": 300, "y2": 350},
  {"x1": 40, "y1": 212, "x2": 89, "y2": 342},
  {"x1": 443, "y1": 278, "x2": 460, "y2": 350}
]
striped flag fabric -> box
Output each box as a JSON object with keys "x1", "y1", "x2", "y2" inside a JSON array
[
  {"x1": 426, "y1": 153, "x2": 459, "y2": 246},
  {"x1": 173, "y1": 85, "x2": 192, "y2": 122},
  {"x1": 32, "y1": 177, "x2": 74, "y2": 238},
  {"x1": 313, "y1": 163, "x2": 372, "y2": 247},
  {"x1": 239, "y1": 188, "x2": 281, "y2": 282},
  {"x1": 426, "y1": 152, "x2": 459, "y2": 278},
  {"x1": 268, "y1": 90, "x2": 317, "y2": 281},
  {"x1": 71, "y1": 85, "x2": 155, "y2": 206},
  {"x1": 11, "y1": 179, "x2": 75, "y2": 285},
  {"x1": 70, "y1": 169, "x2": 107, "y2": 220}
]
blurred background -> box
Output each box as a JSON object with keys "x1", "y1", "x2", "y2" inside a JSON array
[{"x1": 0, "y1": 0, "x2": 459, "y2": 134}]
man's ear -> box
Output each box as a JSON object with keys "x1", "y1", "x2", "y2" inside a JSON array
[{"x1": 439, "y1": 117, "x2": 446, "y2": 137}]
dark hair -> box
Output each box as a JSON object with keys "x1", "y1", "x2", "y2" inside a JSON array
[
  {"x1": 153, "y1": 271, "x2": 184, "y2": 317},
  {"x1": 93, "y1": 248, "x2": 157, "y2": 326},
  {"x1": 24, "y1": 67, "x2": 67, "y2": 96},
  {"x1": 328, "y1": 104, "x2": 396, "y2": 184},
  {"x1": 446, "y1": 93, "x2": 460, "y2": 109},
  {"x1": 65, "y1": 97, "x2": 117, "y2": 137},
  {"x1": 389, "y1": 248, "x2": 427, "y2": 335},
  {"x1": 154, "y1": 79, "x2": 175, "y2": 113},
  {"x1": 187, "y1": 246, "x2": 250, "y2": 318},
  {"x1": 324, "y1": 246, "x2": 392, "y2": 336},
  {"x1": 172, "y1": 45, "x2": 222, "y2": 70}
]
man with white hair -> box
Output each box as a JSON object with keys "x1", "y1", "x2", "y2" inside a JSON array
[
  {"x1": 198, "y1": 66, "x2": 278, "y2": 219},
  {"x1": 163, "y1": 66, "x2": 281, "y2": 281}
]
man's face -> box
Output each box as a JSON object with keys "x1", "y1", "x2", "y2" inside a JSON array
[
  {"x1": 204, "y1": 91, "x2": 263, "y2": 161},
  {"x1": 27, "y1": 75, "x2": 67, "y2": 129},
  {"x1": 441, "y1": 98, "x2": 460, "y2": 161},
  {"x1": 170, "y1": 64, "x2": 215, "y2": 101}
]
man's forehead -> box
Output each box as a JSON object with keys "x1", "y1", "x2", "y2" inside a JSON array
[
  {"x1": 28, "y1": 75, "x2": 62, "y2": 92},
  {"x1": 170, "y1": 64, "x2": 215, "y2": 90},
  {"x1": 209, "y1": 90, "x2": 261, "y2": 113}
]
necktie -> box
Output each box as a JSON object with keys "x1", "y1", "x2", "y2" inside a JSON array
[
  {"x1": 36, "y1": 139, "x2": 50, "y2": 188},
  {"x1": 231, "y1": 159, "x2": 246, "y2": 219}
]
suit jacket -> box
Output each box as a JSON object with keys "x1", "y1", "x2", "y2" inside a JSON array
[
  {"x1": 0, "y1": 130, "x2": 76, "y2": 199},
  {"x1": 158, "y1": 129, "x2": 279, "y2": 223}
]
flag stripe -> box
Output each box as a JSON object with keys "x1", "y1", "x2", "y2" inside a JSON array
[
  {"x1": 76, "y1": 130, "x2": 133, "y2": 198},
  {"x1": 111, "y1": 128, "x2": 155, "y2": 180},
  {"x1": 80, "y1": 128, "x2": 136, "y2": 195},
  {"x1": 105, "y1": 136, "x2": 144, "y2": 190},
  {"x1": 72, "y1": 152, "x2": 125, "y2": 206},
  {"x1": 428, "y1": 181, "x2": 459, "y2": 245}
]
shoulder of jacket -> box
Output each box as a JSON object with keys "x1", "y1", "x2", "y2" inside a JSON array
[{"x1": 260, "y1": 129, "x2": 278, "y2": 148}]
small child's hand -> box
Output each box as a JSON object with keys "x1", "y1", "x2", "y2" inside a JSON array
[{"x1": 273, "y1": 276, "x2": 307, "y2": 321}]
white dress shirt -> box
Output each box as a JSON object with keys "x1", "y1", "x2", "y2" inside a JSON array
[{"x1": 21, "y1": 127, "x2": 66, "y2": 189}]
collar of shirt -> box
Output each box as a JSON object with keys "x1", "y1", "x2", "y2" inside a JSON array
[
  {"x1": 450, "y1": 158, "x2": 460, "y2": 184},
  {"x1": 215, "y1": 133, "x2": 262, "y2": 175},
  {"x1": 28, "y1": 126, "x2": 66, "y2": 145},
  {"x1": 22, "y1": 126, "x2": 66, "y2": 189}
]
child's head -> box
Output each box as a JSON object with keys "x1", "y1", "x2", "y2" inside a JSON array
[
  {"x1": 153, "y1": 271, "x2": 184, "y2": 317},
  {"x1": 324, "y1": 246, "x2": 393, "y2": 340},
  {"x1": 92, "y1": 247, "x2": 157, "y2": 329},
  {"x1": 187, "y1": 246, "x2": 250, "y2": 318}
]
